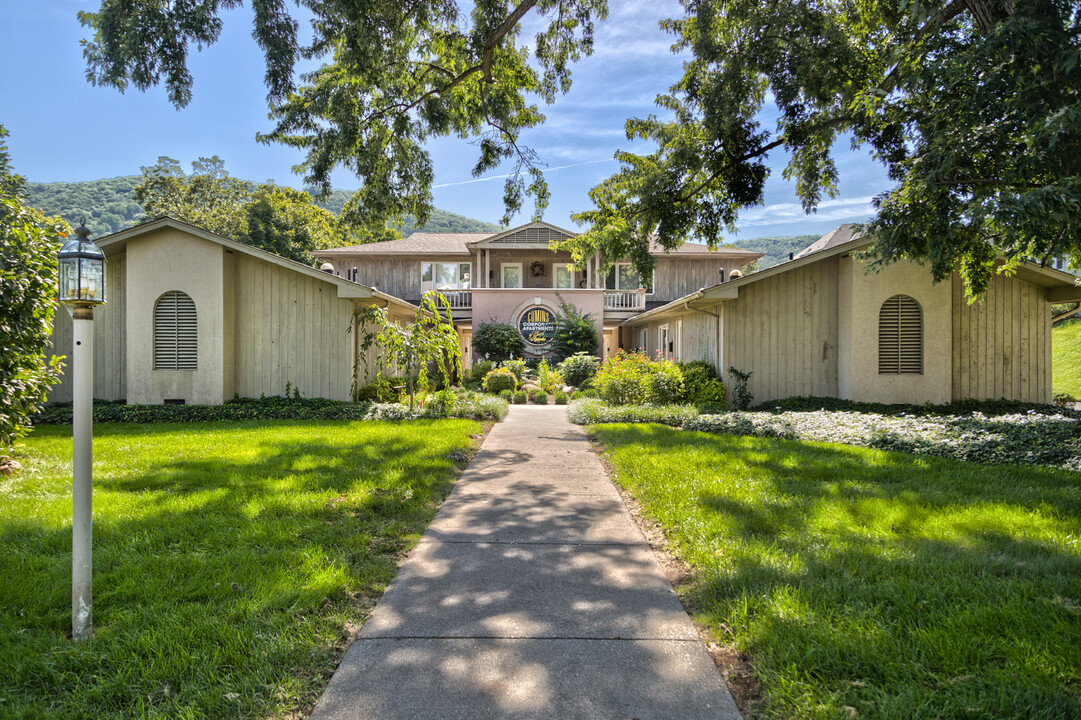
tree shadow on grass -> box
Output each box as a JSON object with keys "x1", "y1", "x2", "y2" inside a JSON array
[
  {"x1": 0, "y1": 421, "x2": 482, "y2": 719},
  {"x1": 594, "y1": 424, "x2": 1081, "y2": 720}
]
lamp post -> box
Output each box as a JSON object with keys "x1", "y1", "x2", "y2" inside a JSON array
[{"x1": 57, "y1": 220, "x2": 106, "y2": 641}]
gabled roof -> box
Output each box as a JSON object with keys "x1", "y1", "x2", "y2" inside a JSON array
[
  {"x1": 96, "y1": 216, "x2": 417, "y2": 309},
  {"x1": 792, "y1": 223, "x2": 861, "y2": 259}
]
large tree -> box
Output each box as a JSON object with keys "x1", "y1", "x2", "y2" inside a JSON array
[
  {"x1": 0, "y1": 127, "x2": 67, "y2": 452},
  {"x1": 135, "y1": 156, "x2": 252, "y2": 238},
  {"x1": 569, "y1": 0, "x2": 1081, "y2": 295},
  {"x1": 79, "y1": 0, "x2": 608, "y2": 228}
]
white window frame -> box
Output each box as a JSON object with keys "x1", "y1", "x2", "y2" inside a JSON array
[
  {"x1": 501, "y1": 262, "x2": 523, "y2": 289},
  {"x1": 421, "y1": 262, "x2": 471, "y2": 291},
  {"x1": 606, "y1": 262, "x2": 655, "y2": 294},
  {"x1": 553, "y1": 263, "x2": 574, "y2": 289}
]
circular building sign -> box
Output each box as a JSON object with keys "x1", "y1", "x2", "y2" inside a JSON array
[{"x1": 518, "y1": 306, "x2": 558, "y2": 346}]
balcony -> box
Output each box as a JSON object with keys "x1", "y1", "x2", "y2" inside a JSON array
[{"x1": 434, "y1": 288, "x2": 646, "y2": 314}]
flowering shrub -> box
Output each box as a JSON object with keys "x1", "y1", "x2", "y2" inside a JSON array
[
  {"x1": 592, "y1": 351, "x2": 684, "y2": 405},
  {"x1": 503, "y1": 357, "x2": 527, "y2": 382},
  {"x1": 484, "y1": 367, "x2": 517, "y2": 394}
]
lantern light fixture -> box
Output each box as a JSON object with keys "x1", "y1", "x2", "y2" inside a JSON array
[{"x1": 58, "y1": 220, "x2": 106, "y2": 307}]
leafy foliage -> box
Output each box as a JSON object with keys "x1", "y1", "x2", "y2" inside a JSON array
[
  {"x1": 473, "y1": 321, "x2": 525, "y2": 363},
  {"x1": 35, "y1": 396, "x2": 376, "y2": 424},
  {"x1": 537, "y1": 358, "x2": 564, "y2": 394},
  {"x1": 351, "y1": 292, "x2": 462, "y2": 410},
  {"x1": 569, "y1": 0, "x2": 1081, "y2": 296},
  {"x1": 550, "y1": 296, "x2": 599, "y2": 360},
  {"x1": 727, "y1": 367, "x2": 753, "y2": 410},
  {"x1": 592, "y1": 350, "x2": 685, "y2": 406},
  {"x1": 240, "y1": 184, "x2": 340, "y2": 265},
  {"x1": 79, "y1": 0, "x2": 610, "y2": 228},
  {"x1": 568, "y1": 398, "x2": 699, "y2": 426},
  {"x1": 512, "y1": 390, "x2": 528, "y2": 404},
  {"x1": 678, "y1": 361, "x2": 726, "y2": 404},
  {"x1": 726, "y1": 234, "x2": 818, "y2": 270},
  {"x1": 25, "y1": 175, "x2": 142, "y2": 234},
  {"x1": 26, "y1": 175, "x2": 498, "y2": 238},
  {"x1": 0, "y1": 126, "x2": 67, "y2": 451},
  {"x1": 483, "y1": 367, "x2": 517, "y2": 394},
  {"x1": 558, "y1": 352, "x2": 600, "y2": 387},
  {"x1": 135, "y1": 156, "x2": 251, "y2": 238}
]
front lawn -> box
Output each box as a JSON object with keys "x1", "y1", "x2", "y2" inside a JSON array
[
  {"x1": 1053, "y1": 317, "x2": 1081, "y2": 399},
  {"x1": 592, "y1": 424, "x2": 1081, "y2": 720},
  {"x1": 0, "y1": 419, "x2": 482, "y2": 718}
]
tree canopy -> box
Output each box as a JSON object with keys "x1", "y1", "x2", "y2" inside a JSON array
[
  {"x1": 568, "y1": 0, "x2": 1081, "y2": 295},
  {"x1": 79, "y1": 0, "x2": 609, "y2": 228}
]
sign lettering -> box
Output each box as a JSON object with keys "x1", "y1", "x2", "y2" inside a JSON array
[{"x1": 518, "y1": 306, "x2": 557, "y2": 346}]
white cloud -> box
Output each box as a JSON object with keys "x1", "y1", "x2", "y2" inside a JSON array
[
  {"x1": 433, "y1": 158, "x2": 616, "y2": 188},
  {"x1": 738, "y1": 196, "x2": 876, "y2": 227}
]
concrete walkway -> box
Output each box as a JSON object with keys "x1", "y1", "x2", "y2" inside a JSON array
[{"x1": 310, "y1": 405, "x2": 742, "y2": 720}]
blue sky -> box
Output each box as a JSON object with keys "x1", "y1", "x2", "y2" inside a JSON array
[{"x1": 1, "y1": 0, "x2": 889, "y2": 240}]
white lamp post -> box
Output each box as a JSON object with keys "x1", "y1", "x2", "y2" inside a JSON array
[{"x1": 57, "y1": 220, "x2": 106, "y2": 641}]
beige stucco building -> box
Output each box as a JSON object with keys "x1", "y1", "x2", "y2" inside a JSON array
[
  {"x1": 622, "y1": 225, "x2": 1081, "y2": 405},
  {"x1": 47, "y1": 218, "x2": 417, "y2": 405},
  {"x1": 312, "y1": 221, "x2": 762, "y2": 367}
]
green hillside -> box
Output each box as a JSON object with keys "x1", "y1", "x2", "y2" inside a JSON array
[
  {"x1": 728, "y1": 233, "x2": 819, "y2": 269},
  {"x1": 1052, "y1": 317, "x2": 1081, "y2": 399},
  {"x1": 24, "y1": 175, "x2": 500, "y2": 236}
]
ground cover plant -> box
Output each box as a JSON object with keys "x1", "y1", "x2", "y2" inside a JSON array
[
  {"x1": 1053, "y1": 317, "x2": 1081, "y2": 400},
  {"x1": 568, "y1": 397, "x2": 1081, "y2": 472},
  {"x1": 591, "y1": 424, "x2": 1081, "y2": 720},
  {"x1": 1, "y1": 419, "x2": 483, "y2": 717}
]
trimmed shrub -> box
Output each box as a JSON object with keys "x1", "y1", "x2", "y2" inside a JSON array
[
  {"x1": 679, "y1": 361, "x2": 726, "y2": 404},
  {"x1": 558, "y1": 352, "x2": 599, "y2": 387},
  {"x1": 554, "y1": 391, "x2": 568, "y2": 405},
  {"x1": 499, "y1": 389, "x2": 513, "y2": 401},
  {"x1": 512, "y1": 390, "x2": 527, "y2": 404},
  {"x1": 473, "y1": 322, "x2": 525, "y2": 362},
  {"x1": 484, "y1": 367, "x2": 517, "y2": 394},
  {"x1": 533, "y1": 390, "x2": 549, "y2": 404}
]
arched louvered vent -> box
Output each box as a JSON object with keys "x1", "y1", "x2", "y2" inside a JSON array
[
  {"x1": 154, "y1": 291, "x2": 197, "y2": 370},
  {"x1": 878, "y1": 294, "x2": 922, "y2": 374}
]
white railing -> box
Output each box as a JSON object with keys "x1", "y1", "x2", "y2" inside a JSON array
[
  {"x1": 438, "y1": 290, "x2": 472, "y2": 309},
  {"x1": 604, "y1": 290, "x2": 646, "y2": 311}
]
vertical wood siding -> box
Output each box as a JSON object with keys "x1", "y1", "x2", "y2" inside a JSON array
[
  {"x1": 951, "y1": 273, "x2": 1050, "y2": 403},
  {"x1": 723, "y1": 257, "x2": 839, "y2": 402},
  {"x1": 652, "y1": 257, "x2": 754, "y2": 302},
  {"x1": 234, "y1": 254, "x2": 355, "y2": 400},
  {"x1": 47, "y1": 254, "x2": 127, "y2": 403}
]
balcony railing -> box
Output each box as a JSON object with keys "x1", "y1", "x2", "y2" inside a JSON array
[
  {"x1": 604, "y1": 290, "x2": 646, "y2": 311},
  {"x1": 438, "y1": 290, "x2": 473, "y2": 309},
  {"x1": 435, "y1": 288, "x2": 646, "y2": 312}
]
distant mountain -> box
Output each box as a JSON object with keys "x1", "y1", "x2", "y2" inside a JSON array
[
  {"x1": 728, "y1": 234, "x2": 820, "y2": 269},
  {"x1": 309, "y1": 188, "x2": 501, "y2": 234},
  {"x1": 24, "y1": 175, "x2": 501, "y2": 236}
]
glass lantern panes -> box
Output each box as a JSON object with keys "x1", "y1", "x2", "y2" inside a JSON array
[{"x1": 57, "y1": 227, "x2": 107, "y2": 306}]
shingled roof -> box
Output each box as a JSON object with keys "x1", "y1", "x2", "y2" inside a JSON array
[{"x1": 313, "y1": 228, "x2": 763, "y2": 259}]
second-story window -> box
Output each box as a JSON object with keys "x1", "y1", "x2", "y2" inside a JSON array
[
  {"x1": 554, "y1": 264, "x2": 574, "y2": 289},
  {"x1": 605, "y1": 263, "x2": 654, "y2": 294},
  {"x1": 421, "y1": 262, "x2": 471, "y2": 291}
]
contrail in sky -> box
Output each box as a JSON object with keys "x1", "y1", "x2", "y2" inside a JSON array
[{"x1": 432, "y1": 158, "x2": 615, "y2": 188}]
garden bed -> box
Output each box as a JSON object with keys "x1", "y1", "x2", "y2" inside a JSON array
[{"x1": 570, "y1": 398, "x2": 1081, "y2": 471}]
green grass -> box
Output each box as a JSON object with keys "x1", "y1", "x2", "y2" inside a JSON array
[
  {"x1": 591, "y1": 424, "x2": 1081, "y2": 720},
  {"x1": 1053, "y1": 317, "x2": 1081, "y2": 399},
  {"x1": 0, "y1": 419, "x2": 483, "y2": 718}
]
